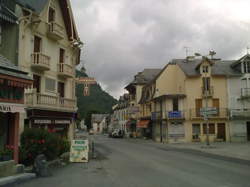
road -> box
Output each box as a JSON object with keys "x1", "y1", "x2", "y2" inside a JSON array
[{"x1": 16, "y1": 135, "x2": 250, "y2": 187}]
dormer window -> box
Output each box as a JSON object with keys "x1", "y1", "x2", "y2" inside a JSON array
[
  {"x1": 242, "y1": 60, "x2": 250, "y2": 73},
  {"x1": 202, "y1": 65, "x2": 209, "y2": 73}
]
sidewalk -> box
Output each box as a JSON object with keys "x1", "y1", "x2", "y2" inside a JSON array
[
  {"x1": 126, "y1": 138, "x2": 250, "y2": 161},
  {"x1": 166, "y1": 142, "x2": 250, "y2": 161}
]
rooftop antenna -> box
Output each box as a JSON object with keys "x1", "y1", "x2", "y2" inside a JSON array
[
  {"x1": 247, "y1": 46, "x2": 250, "y2": 54},
  {"x1": 184, "y1": 46, "x2": 190, "y2": 57},
  {"x1": 209, "y1": 50, "x2": 216, "y2": 59}
]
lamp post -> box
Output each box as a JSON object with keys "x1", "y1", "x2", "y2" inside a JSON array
[{"x1": 195, "y1": 52, "x2": 216, "y2": 146}]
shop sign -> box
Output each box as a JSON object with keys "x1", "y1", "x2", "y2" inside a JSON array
[
  {"x1": 70, "y1": 139, "x2": 89, "y2": 163},
  {"x1": 0, "y1": 103, "x2": 25, "y2": 113},
  {"x1": 34, "y1": 119, "x2": 52, "y2": 124},
  {"x1": 55, "y1": 120, "x2": 71, "y2": 124}
]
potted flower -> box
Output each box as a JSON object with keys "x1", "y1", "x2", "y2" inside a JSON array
[{"x1": 1, "y1": 145, "x2": 14, "y2": 161}]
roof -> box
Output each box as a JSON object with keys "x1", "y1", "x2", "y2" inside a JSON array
[
  {"x1": 16, "y1": 0, "x2": 80, "y2": 41},
  {"x1": 15, "y1": 0, "x2": 48, "y2": 14},
  {"x1": 0, "y1": 55, "x2": 32, "y2": 80},
  {"x1": 173, "y1": 58, "x2": 241, "y2": 77},
  {"x1": 125, "y1": 68, "x2": 161, "y2": 89},
  {"x1": 91, "y1": 114, "x2": 109, "y2": 123},
  {"x1": 0, "y1": 1, "x2": 18, "y2": 23},
  {"x1": 231, "y1": 54, "x2": 250, "y2": 67}
]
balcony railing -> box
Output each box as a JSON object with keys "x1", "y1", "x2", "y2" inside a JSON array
[
  {"x1": 25, "y1": 90, "x2": 76, "y2": 111},
  {"x1": 47, "y1": 22, "x2": 64, "y2": 40},
  {"x1": 31, "y1": 53, "x2": 50, "y2": 71},
  {"x1": 241, "y1": 88, "x2": 250, "y2": 98},
  {"x1": 190, "y1": 108, "x2": 228, "y2": 119},
  {"x1": 166, "y1": 111, "x2": 185, "y2": 120},
  {"x1": 230, "y1": 109, "x2": 250, "y2": 119},
  {"x1": 58, "y1": 63, "x2": 74, "y2": 78},
  {"x1": 202, "y1": 86, "x2": 214, "y2": 97}
]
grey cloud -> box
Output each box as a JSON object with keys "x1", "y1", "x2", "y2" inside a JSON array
[{"x1": 72, "y1": 0, "x2": 250, "y2": 98}]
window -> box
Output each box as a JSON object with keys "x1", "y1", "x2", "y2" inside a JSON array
[
  {"x1": 48, "y1": 7, "x2": 55, "y2": 23},
  {"x1": 59, "y1": 48, "x2": 65, "y2": 63},
  {"x1": 34, "y1": 36, "x2": 42, "y2": 53},
  {"x1": 203, "y1": 123, "x2": 215, "y2": 134},
  {"x1": 173, "y1": 98, "x2": 178, "y2": 111},
  {"x1": 192, "y1": 124, "x2": 200, "y2": 139},
  {"x1": 45, "y1": 78, "x2": 56, "y2": 92},
  {"x1": 202, "y1": 77, "x2": 210, "y2": 90},
  {"x1": 242, "y1": 60, "x2": 250, "y2": 73},
  {"x1": 202, "y1": 66, "x2": 209, "y2": 73}
]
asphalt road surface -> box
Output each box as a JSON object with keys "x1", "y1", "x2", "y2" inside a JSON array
[{"x1": 16, "y1": 135, "x2": 250, "y2": 187}]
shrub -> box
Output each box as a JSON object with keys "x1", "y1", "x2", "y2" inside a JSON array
[{"x1": 20, "y1": 128, "x2": 67, "y2": 165}]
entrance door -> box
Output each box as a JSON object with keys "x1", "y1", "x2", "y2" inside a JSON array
[
  {"x1": 33, "y1": 75, "x2": 41, "y2": 93},
  {"x1": 34, "y1": 36, "x2": 41, "y2": 53},
  {"x1": 247, "y1": 122, "x2": 250, "y2": 141},
  {"x1": 195, "y1": 99, "x2": 202, "y2": 117},
  {"x1": 58, "y1": 82, "x2": 65, "y2": 98},
  {"x1": 217, "y1": 123, "x2": 226, "y2": 141}
]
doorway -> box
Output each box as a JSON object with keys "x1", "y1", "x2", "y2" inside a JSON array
[
  {"x1": 33, "y1": 74, "x2": 41, "y2": 93},
  {"x1": 247, "y1": 122, "x2": 250, "y2": 141},
  {"x1": 217, "y1": 123, "x2": 226, "y2": 141}
]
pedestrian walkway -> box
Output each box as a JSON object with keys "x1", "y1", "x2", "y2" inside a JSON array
[{"x1": 125, "y1": 138, "x2": 250, "y2": 161}]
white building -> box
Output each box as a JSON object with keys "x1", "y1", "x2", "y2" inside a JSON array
[{"x1": 228, "y1": 54, "x2": 250, "y2": 142}]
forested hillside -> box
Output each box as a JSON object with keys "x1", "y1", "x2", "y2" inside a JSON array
[{"x1": 76, "y1": 70, "x2": 117, "y2": 119}]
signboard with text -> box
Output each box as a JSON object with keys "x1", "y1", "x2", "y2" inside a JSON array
[{"x1": 70, "y1": 139, "x2": 89, "y2": 163}]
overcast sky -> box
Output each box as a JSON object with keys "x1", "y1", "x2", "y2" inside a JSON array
[{"x1": 71, "y1": 0, "x2": 250, "y2": 99}]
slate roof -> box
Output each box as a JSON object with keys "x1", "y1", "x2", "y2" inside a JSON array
[
  {"x1": 0, "y1": 1, "x2": 17, "y2": 23},
  {"x1": 16, "y1": 0, "x2": 48, "y2": 14},
  {"x1": 126, "y1": 68, "x2": 162, "y2": 89},
  {"x1": 172, "y1": 59, "x2": 241, "y2": 77},
  {"x1": 0, "y1": 55, "x2": 32, "y2": 80}
]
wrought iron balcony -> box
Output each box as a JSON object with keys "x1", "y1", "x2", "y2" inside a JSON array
[
  {"x1": 58, "y1": 63, "x2": 74, "y2": 78},
  {"x1": 31, "y1": 53, "x2": 50, "y2": 71},
  {"x1": 241, "y1": 88, "x2": 250, "y2": 98},
  {"x1": 190, "y1": 108, "x2": 228, "y2": 119},
  {"x1": 166, "y1": 111, "x2": 185, "y2": 120},
  {"x1": 47, "y1": 21, "x2": 64, "y2": 40},
  {"x1": 230, "y1": 109, "x2": 250, "y2": 119}
]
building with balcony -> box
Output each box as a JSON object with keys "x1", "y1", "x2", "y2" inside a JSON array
[
  {"x1": 16, "y1": 0, "x2": 81, "y2": 140},
  {"x1": 228, "y1": 54, "x2": 250, "y2": 142},
  {"x1": 146, "y1": 56, "x2": 234, "y2": 143},
  {"x1": 125, "y1": 69, "x2": 161, "y2": 138}
]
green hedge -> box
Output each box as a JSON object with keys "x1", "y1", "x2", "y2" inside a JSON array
[{"x1": 19, "y1": 128, "x2": 70, "y2": 165}]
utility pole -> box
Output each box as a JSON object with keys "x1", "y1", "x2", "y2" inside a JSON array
[{"x1": 204, "y1": 61, "x2": 210, "y2": 146}]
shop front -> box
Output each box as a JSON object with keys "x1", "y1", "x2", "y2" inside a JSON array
[
  {"x1": 27, "y1": 109, "x2": 76, "y2": 140},
  {"x1": 0, "y1": 57, "x2": 32, "y2": 163},
  {"x1": 136, "y1": 120, "x2": 152, "y2": 139}
]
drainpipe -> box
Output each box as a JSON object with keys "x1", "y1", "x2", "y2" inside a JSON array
[{"x1": 160, "y1": 98, "x2": 163, "y2": 143}]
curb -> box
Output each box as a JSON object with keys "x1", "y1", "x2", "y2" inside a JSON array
[{"x1": 0, "y1": 173, "x2": 36, "y2": 186}]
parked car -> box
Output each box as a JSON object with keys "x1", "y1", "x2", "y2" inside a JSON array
[{"x1": 111, "y1": 129, "x2": 124, "y2": 138}]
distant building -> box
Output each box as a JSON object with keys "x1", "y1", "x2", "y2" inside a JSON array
[{"x1": 91, "y1": 114, "x2": 109, "y2": 134}]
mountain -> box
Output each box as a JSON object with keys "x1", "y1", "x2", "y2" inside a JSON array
[{"x1": 76, "y1": 70, "x2": 117, "y2": 120}]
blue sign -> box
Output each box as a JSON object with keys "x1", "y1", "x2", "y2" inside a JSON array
[{"x1": 168, "y1": 111, "x2": 182, "y2": 118}]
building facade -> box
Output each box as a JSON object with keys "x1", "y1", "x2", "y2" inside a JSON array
[
  {"x1": 16, "y1": 0, "x2": 81, "y2": 140},
  {"x1": 0, "y1": 0, "x2": 32, "y2": 163}
]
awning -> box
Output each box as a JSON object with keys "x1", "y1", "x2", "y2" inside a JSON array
[
  {"x1": 137, "y1": 120, "x2": 150, "y2": 128},
  {"x1": 0, "y1": 6, "x2": 17, "y2": 23}
]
